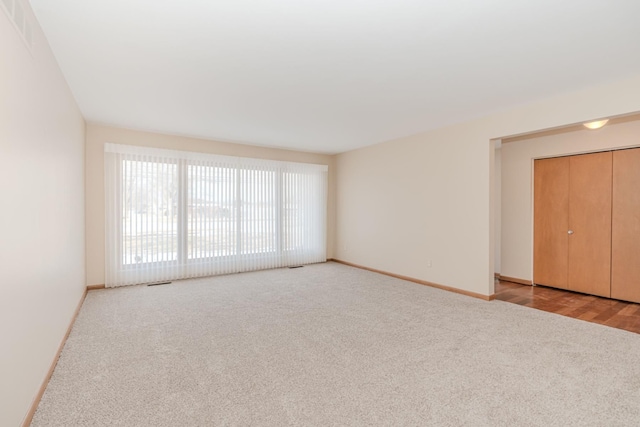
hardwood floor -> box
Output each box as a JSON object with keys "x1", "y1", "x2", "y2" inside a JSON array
[{"x1": 495, "y1": 279, "x2": 640, "y2": 334}]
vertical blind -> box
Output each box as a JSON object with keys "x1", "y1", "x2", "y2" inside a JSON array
[{"x1": 105, "y1": 143, "x2": 328, "y2": 287}]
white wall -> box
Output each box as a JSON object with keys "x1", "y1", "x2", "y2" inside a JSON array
[
  {"x1": 0, "y1": 3, "x2": 86, "y2": 426},
  {"x1": 336, "y1": 123, "x2": 495, "y2": 295},
  {"x1": 85, "y1": 124, "x2": 336, "y2": 286},
  {"x1": 335, "y1": 75, "x2": 640, "y2": 297},
  {"x1": 494, "y1": 142, "x2": 501, "y2": 274},
  {"x1": 501, "y1": 117, "x2": 640, "y2": 282}
]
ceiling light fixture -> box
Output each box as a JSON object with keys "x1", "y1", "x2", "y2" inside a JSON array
[{"x1": 583, "y1": 119, "x2": 609, "y2": 130}]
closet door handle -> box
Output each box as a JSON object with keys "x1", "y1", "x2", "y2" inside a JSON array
[{"x1": 568, "y1": 230, "x2": 574, "y2": 235}]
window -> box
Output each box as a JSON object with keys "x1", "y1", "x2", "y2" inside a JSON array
[
  {"x1": 121, "y1": 159, "x2": 178, "y2": 265},
  {"x1": 105, "y1": 144, "x2": 327, "y2": 287}
]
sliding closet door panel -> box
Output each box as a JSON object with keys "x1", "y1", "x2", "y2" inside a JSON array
[
  {"x1": 534, "y1": 157, "x2": 569, "y2": 289},
  {"x1": 612, "y1": 148, "x2": 640, "y2": 303},
  {"x1": 568, "y1": 151, "x2": 612, "y2": 297}
]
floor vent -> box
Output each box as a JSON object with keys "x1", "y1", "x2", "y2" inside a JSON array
[
  {"x1": 147, "y1": 281, "x2": 172, "y2": 287},
  {"x1": 1, "y1": 0, "x2": 34, "y2": 50}
]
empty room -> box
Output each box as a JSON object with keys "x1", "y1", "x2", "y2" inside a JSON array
[{"x1": 3, "y1": 0, "x2": 640, "y2": 426}]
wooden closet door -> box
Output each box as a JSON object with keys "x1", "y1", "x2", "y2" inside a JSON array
[
  {"x1": 611, "y1": 148, "x2": 640, "y2": 303},
  {"x1": 534, "y1": 157, "x2": 569, "y2": 289},
  {"x1": 567, "y1": 151, "x2": 612, "y2": 297}
]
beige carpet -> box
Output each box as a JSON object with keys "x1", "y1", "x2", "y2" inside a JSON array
[{"x1": 33, "y1": 262, "x2": 640, "y2": 426}]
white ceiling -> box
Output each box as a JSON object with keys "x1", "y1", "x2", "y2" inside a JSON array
[{"x1": 30, "y1": 0, "x2": 640, "y2": 154}]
